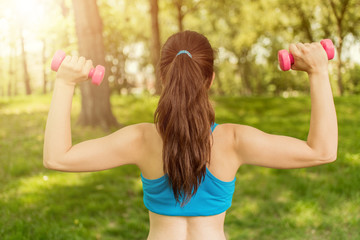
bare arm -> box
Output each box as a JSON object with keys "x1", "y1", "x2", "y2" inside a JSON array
[
  {"x1": 306, "y1": 71, "x2": 337, "y2": 160},
  {"x1": 43, "y1": 55, "x2": 146, "y2": 172},
  {"x1": 233, "y1": 42, "x2": 338, "y2": 169}
]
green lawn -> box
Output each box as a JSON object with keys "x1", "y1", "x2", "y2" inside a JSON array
[{"x1": 0, "y1": 94, "x2": 359, "y2": 240}]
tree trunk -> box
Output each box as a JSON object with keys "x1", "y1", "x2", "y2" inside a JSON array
[
  {"x1": 329, "y1": 0, "x2": 350, "y2": 96},
  {"x1": 42, "y1": 38, "x2": 47, "y2": 94},
  {"x1": 175, "y1": 0, "x2": 184, "y2": 32},
  {"x1": 294, "y1": 1, "x2": 314, "y2": 42},
  {"x1": 214, "y1": 70, "x2": 225, "y2": 96},
  {"x1": 8, "y1": 48, "x2": 13, "y2": 97},
  {"x1": 72, "y1": 0, "x2": 119, "y2": 129},
  {"x1": 239, "y1": 64, "x2": 252, "y2": 96},
  {"x1": 237, "y1": 50, "x2": 253, "y2": 96},
  {"x1": 336, "y1": 38, "x2": 344, "y2": 95},
  {"x1": 19, "y1": 26, "x2": 31, "y2": 95},
  {"x1": 149, "y1": 0, "x2": 162, "y2": 95},
  {"x1": 334, "y1": 14, "x2": 344, "y2": 96}
]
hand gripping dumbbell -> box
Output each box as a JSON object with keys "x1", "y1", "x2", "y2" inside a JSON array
[
  {"x1": 278, "y1": 39, "x2": 335, "y2": 71},
  {"x1": 51, "y1": 50, "x2": 105, "y2": 85}
]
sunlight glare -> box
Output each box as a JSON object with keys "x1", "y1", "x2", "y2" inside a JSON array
[
  {"x1": 0, "y1": 18, "x2": 8, "y2": 32},
  {"x1": 12, "y1": 0, "x2": 45, "y2": 25}
]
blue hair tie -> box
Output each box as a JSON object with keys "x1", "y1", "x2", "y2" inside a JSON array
[{"x1": 176, "y1": 50, "x2": 192, "y2": 58}]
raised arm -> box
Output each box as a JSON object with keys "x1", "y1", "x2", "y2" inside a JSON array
[
  {"x1": 232, "y1": 42, "x2": 338, "y2": 169},
  {"x1": 43, "y1": 55, "x2": 146, "y2": 172}
]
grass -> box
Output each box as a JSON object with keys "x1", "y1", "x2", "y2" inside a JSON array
[{"x1": 0, "y1": 93, "x2": 359, "y2": 240}]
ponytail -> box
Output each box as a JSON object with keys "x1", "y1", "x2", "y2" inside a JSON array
[{"x1": 154, "y1": 31, "x2": 215, "y2": 207}]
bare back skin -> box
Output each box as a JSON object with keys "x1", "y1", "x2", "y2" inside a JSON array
[{"x1": 139, "y1": 123, "x2": 239, "y2": 240}]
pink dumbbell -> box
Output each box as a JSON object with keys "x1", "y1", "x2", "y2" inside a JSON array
[
  {"x1": 278, "y1": 39, "x2": 335, "y2": 71},
  {"x1": 51, "y1": 50, "x2": 105, "y2": 86}
]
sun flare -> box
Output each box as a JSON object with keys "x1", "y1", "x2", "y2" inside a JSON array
[{"x1": 10, "y1": 0, "x2": 45, "y2": 24}]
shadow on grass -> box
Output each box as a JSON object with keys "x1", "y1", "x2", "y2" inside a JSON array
[
  {"x1": 224, "y1": 154, "x2": 360, "y2": 240},
  {"x1": 1, "y1": 159, "x2": 359, "y2": 240},
  {"x1": 1, "y1": 166, "x2": 149, "y2": 240}
]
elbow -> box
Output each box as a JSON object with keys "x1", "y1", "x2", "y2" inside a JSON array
[
  {"x1": 43, "y1": 147, "x2": 64, "y2": 170},
  {"x1": 43, "y1": 158, "x2": 57, "y2": 170},
  {"x1": 43, "y1": 151, "x2": 51, "y2": 169},
  {"x1": 327, "y1": 154, "x2": 337, "y2": 163},
  {"x1": 43, "y1": 159, "x2": 50, "y2": 169},
  {"x1": 43, "y1": 151, "x2": 54, "y2": 169},
  {"x1": 320, "y1": 151, "x2": 337, "y2": 163},
  {"x1": 43, "y1": 155, "x2": 63, "y2": 170}
]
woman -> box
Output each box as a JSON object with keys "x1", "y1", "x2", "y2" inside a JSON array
[{"x1": 43, "y1": 30, "x2": 338, "y2": 240}]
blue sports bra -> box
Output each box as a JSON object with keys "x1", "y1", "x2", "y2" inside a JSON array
[{"x1": 140, "y1": 123, "x2": 236, "y2": 216}]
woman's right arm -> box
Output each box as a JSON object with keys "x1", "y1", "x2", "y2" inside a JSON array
[{"x1": 232, "y1": 42, "x2": 338, "y2": 169}]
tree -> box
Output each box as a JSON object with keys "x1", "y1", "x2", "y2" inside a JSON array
[
  {"x1": 100, "y1": 0, "x2": 151, "y2": 95},
  {"x1": 202, "y1": 0, "x2": 283, "y2": 95},
  {"x1": 171, "y1": 0, "x2": 202, "y2": 32},
  {"x1": 42, "y1": 38, "x2": 47, "y2": 94},
  {"x1": 19, "y1": 24, "x2": 32, "y2": 95},
  {"x1": 149, "y1": 0, "x2": 162, "y2": 95},
  {"x1": 72, "y1": 0, "x2": 118, "y2": 129},
  {"x1": 328, "y1": 0, "x2": 355, "y2": 96},
  {"x1": 280, "y1": 0, "x2": 360, "y2": 95}
]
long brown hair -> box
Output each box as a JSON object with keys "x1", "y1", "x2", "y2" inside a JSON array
[{"x1": 154, "y1": 30, "x2": 215, "y2": 207}]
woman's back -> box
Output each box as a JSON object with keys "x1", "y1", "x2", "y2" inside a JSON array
[
  {"x1": 43, "y1": 30, "x2": 337, "y2": 240},
  {"x1": 139, "y1": 123, "x2": 240, "y2": 240}
]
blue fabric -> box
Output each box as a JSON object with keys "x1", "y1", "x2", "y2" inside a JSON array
[{"x1": 140, "y1": 122, "x2": 236, "y2": 216}]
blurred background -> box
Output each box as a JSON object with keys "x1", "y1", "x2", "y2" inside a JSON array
[
  {"x1": 0, "y1": 0, "x2": 359, "y2": 239},
  {"x1": 1, "y1": 0, "x2": 360, "y2": 98}
]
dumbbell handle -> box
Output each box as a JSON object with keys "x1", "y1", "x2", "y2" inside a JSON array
[
  {"x1": 278, "y1": 39, "x2": 335, "y2": 71},
  {"x1": 51, "y1": 50, "x2": 104, "y2": 85}
]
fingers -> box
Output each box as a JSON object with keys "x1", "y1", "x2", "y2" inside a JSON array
[
  {"x1": 75, "y1": 56, "x2": 85, "y2": 72},
  {"x1": 313, "y1": 42, "x2": 322, "y2": 47},
  {"x1": 67, "y1": 55, "x2": 90, "y2": 73},
  {"x1": 288, "y1": 41, "x2": 328, "y2": 72},
  {"x1": 296, "y1": 42, "x2": 305, "y2": 48},
  {"x1": 290, "y1": 42, "x2": 316, "y2": 57},
  {"x1": 312, "y1": 42, "x2": 323, "y2": 51},
  {"x1": 296, "y1": 42, "x2": 308, "y2": 53},
  {"x1": 57, "y1": 54, "x2": 94, "y2": 82},
  {"x1": 78, "y1": 56, "x2": 86, "y2": 66},
  {"x1": 63, "y1": 55, "x2": 71, "y2": 63},
  {"x1": 289, "y1": 43, "x2": 301, "y2": 57},
  {"x1": 289, "y1": 43, "x2": 306, "y2": 71},
  {"x1": 83, "y1": 59, "x2": 93, "y2": 78},
  {"x1": 70, "y1": 55, "x2": 79, "y2": 66}
]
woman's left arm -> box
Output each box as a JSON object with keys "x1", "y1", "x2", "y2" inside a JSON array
[{"x1": 43, "y1": 55, "x2": 146, "y2": 172}]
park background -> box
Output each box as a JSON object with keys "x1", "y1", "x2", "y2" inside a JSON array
[{"x1": 0, "y1": 0, "x2": 359, "y2": 239}]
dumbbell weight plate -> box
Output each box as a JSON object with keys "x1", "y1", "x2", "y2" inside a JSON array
[
  {"x1": 51, "y1": 50, "x2": 66, "y2": 71},
  {"x1": 91, "y1": 65, "x2": 105, "y2": 86},
  {"x1": 278, "y1": 49, "x2": 292, "y2": 71},
  {"x1": 320, "y1": 39, "x2": 335, "y2": 60}
]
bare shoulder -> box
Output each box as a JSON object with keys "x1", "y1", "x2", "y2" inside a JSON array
[
  {"x1": 220, "y1": 123, "x2": 262, "y2": 165},
  {"x1": 218, "y1": 122, "x2": 249, "y2": 143},
  {"x1": 223, "y1": 123, "x2": 291, "y2": 163},
  {"x1": 224, "y1": 123, "x2": 266, "y2": 143},
  {"x1": 133, "y1": 122, "x2": 162, "y2": 168},
  {"x1": 139, "y1": 122, "x2": 159, "y2": 138},
  {"x1": 110, "y1": 122, "x2": 152, "y2": 167},
  {"x1": 112, "y1": 122, "x2": 148, "y2": 140},
  {"x1": 213, "y1": 123, "x2": 237, "y2": 144}
]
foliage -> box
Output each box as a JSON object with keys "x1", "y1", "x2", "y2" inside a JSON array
[
  {"x1": 344, "y1": 63, "x2": 360, "y2": 94},
  {"x1": 0, "y1": 0, "x2": 359, "y2": 96}
]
